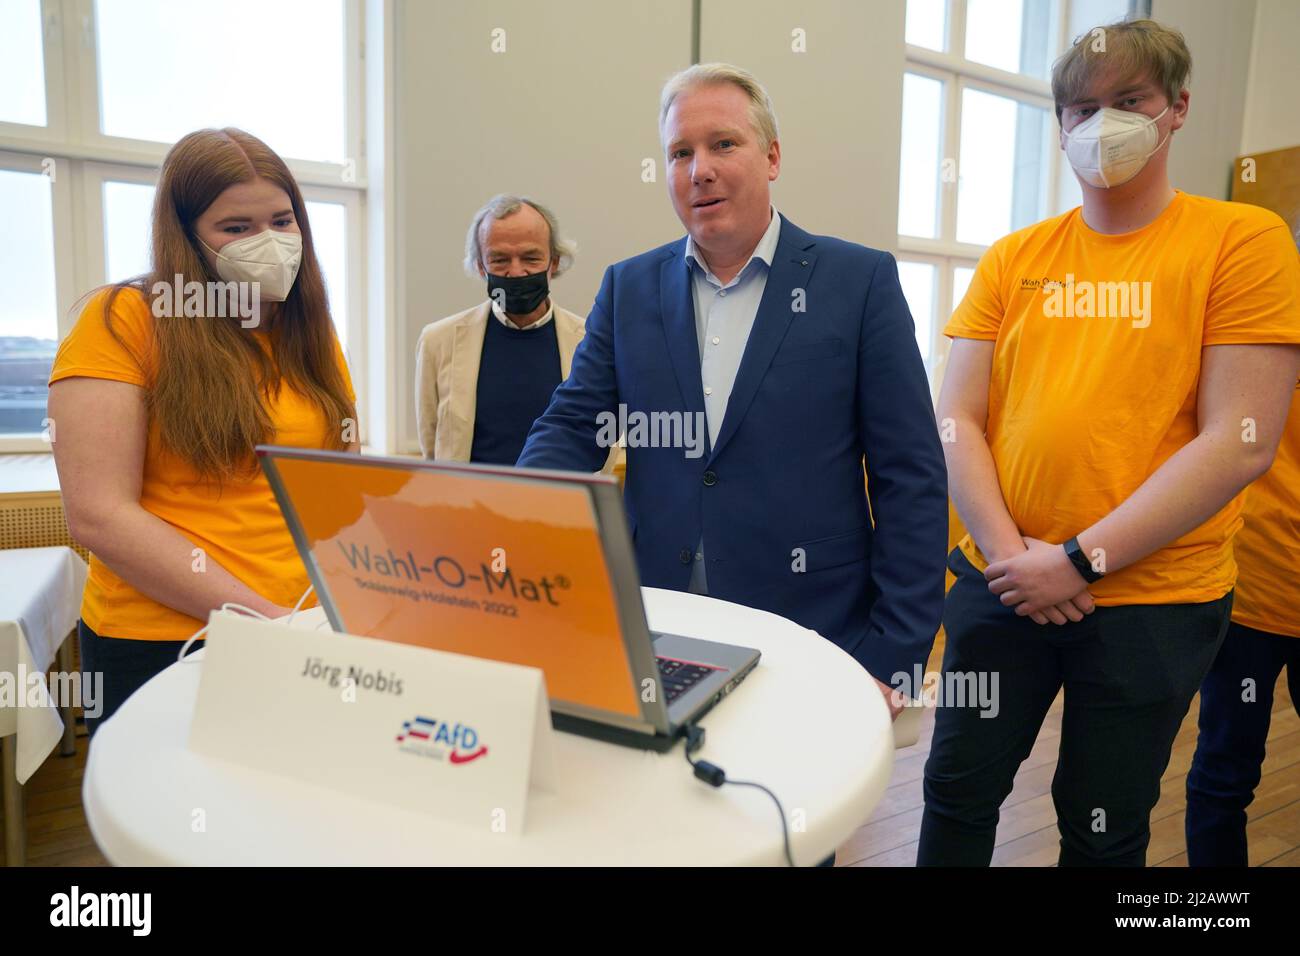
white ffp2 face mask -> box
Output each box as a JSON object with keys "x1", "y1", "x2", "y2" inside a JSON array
[
  {"x1": 200, "y1": 230, "x2": 303, "y2": 302},
  {"x1": 1063, "y1": 106, "x2": 1170, "y2": 188}
]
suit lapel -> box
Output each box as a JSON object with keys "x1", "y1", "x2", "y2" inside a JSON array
[
  {"x1": 555, "y1": 308, "x2": 581, "y2": 379},
  {"x1": 449, "y1": 303, "x2": 490, "y2": 459},
  {"x1": 707, "y1": 218, "x2": 818, "y2": 463},
  {"x1": 659, "y1": 245, "x2": 707, "y2": 422}
]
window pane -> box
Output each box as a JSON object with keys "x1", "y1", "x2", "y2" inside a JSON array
[
  {"x1": 0, "y1": 169, "x2": 58, "y2": 435},
  {"x1": 897, "y1": 261, "x2": 937, "y2": 368},
  {"x1": 96, "y1": 0, "x2": 346, "y2": 163},
  {"x1": 965, "y1": 0, "x2": 1057, "y2": 80},
  {"x1": 1056, "y1": 157, "x2": 1083, "y2": 214},
  {"x1": 104, "y1": 180, "x2": 155, "y2": 283},
  {"x1": 101, "y1": 183, "x2": 349, "y2": 346},
  {"x1": 952, "y1": 265, "x2": 976, "y2": 313},
  {"x1": 898, "y1": 73, "x2": 945, "y2": 239},
  {"x1": 956, "y1": 88, "x2": 1052, "y2": 246},
  {"x1": 306, "y1": 201, "x2": 348, "y2": 351},
  {"x1": 905, "y1": 0, "x2": 947, "y2": 51},
  {"x1": 0, "y1": 0, "x2": 48, "y2": 126}
]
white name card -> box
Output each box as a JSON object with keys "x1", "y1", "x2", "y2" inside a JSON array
[{"x1": 189, "y1": 610, "x2": 556, "y2": 834}]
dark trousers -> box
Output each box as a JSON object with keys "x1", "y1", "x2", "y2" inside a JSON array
[
  {"x1": 917, "y1": 548, "x2": 1231, "y2": 867},
  {"x1": 1186, "y1": 621, "x2": 1300, "y2": 866},
  {"x1": 79, "y1": 620, "x2": 203, "y2": 738}
]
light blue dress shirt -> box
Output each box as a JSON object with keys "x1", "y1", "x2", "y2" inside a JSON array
[{"x1": 683, "y1": 206, "x2": 783, "y2": 595}]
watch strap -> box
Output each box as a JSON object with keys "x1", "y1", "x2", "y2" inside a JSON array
[{"x1": 1064, "y1": 536, "x2": 1103, "y2": 584}]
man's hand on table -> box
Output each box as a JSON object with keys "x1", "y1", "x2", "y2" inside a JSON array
[{"x1": 873, "y1": 676, "x2": 905, "y2": 722}]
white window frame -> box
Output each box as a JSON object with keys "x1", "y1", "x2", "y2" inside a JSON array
[
  {"x1": 299, "y1": 183, "x2": 368, "y2": 389},
  {"x1": 83, "y1": 161, "x2": 156, "y2": 289},
  {"x1": 0, "y1": 148, "x2": 79, "y2": 451},
  {"x1": 899, "y1": 0, "x2": 1076, "y2": 395},
  {"x1": 901, "y1": 253, "x2": 980, "y2": 388},
  {"x1": 0, "y1": 0, "x2": 368, "y2": 451}
]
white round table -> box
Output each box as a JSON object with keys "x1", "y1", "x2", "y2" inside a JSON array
[{"x1": 82, "y1": 587, "x2": 894, "y2": 865}]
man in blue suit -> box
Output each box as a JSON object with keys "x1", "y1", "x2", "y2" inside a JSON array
[{"x1": 518, "y1": 63, "x2": 947, "y2": 719}]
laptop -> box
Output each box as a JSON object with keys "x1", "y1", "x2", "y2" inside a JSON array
[{"x1": 257, "y1": 446, "x2": 761, "y2": 752}]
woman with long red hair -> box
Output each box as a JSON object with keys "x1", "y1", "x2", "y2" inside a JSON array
[{"x1": 48, "y1": 128, "x2": 357, "y2": 736}]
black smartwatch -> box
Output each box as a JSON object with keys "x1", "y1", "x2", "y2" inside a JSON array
[{"x1": 1063, "y1": 536, "x2": 1104, "y2": 584}]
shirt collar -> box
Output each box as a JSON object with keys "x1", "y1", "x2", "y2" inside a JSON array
[
  {"x1": 684, "y1": 205, "x2": 782, "y2": 285},
  {"x1": 490, "y1": 298, "x2": 555, "y2": 330}
]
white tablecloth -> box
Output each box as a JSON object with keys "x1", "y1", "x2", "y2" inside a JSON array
[
  {"x1": 83, "y1": 588, "x2": 896, "y2": 865},
  {"x1": 0, "y1": 546, "x2": 87, "y2": 782}
]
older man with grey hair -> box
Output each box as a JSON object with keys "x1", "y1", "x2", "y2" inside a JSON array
[{"x1": 416, "y1": 195, "x2": 615, "y2": 469}]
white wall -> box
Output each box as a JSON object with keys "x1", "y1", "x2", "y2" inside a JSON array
[
  {"x1": 699, "y1": 0, "x2": 905, "y2": 252},
  {"x1": 392, "y1": 0, "x2": 692, "y2": 452},
  {"x1": 1240, "y1": 0, "x2": 1300, "y2": 155},
  {"x1": 1151, "y1": 0, "x2": 1258, "y2": 199},
  {"x1": 1149, "y1": 0, "x2": 1300, "y2": 194}
]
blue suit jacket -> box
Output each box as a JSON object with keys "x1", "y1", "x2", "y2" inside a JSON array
[{"x1": 518, "y1": 215, "x2": 948, "y2": 683}]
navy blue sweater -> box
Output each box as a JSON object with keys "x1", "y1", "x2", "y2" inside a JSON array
[{"x1": 469, "y1": 315, "x2": 562, "y2": 465}]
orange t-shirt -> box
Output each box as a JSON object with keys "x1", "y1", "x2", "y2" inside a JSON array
[
  {"x1": 945, "y1": 191, "x2": 1300, "y2": 606},
  {"x1": 49, "y1": 286, "x2": 356, "y2": 640},
  {"x1": 1232, "y1": 379, "x2": 1300, "y2": 637}
]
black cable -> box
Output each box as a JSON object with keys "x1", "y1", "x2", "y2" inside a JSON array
[{"x1": 682, "y1": 723, "x2": 796, "y2": 867}]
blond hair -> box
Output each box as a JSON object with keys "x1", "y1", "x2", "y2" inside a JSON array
[
  {"x1": 659, "y1": 63, "x2": 779, "y2": 152},
  {"x1": 1051, "y1": 19, "x2": 1191, "y2": 121}
]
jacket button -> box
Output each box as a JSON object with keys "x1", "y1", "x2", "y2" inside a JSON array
[
  {"x1": 679, "y1": 548, "x2": 693, "y2": 564},
  {"x1": 702, "y1": 470, "x2": 717, "y2": 487}
]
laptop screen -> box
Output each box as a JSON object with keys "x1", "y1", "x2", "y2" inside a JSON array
[{"x1": 265, "y1": 452, "x2": 642, "y2": 719}]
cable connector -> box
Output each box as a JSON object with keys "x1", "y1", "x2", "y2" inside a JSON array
[
  {"x1": 692, "y1": 760, "x2": 726, "y2": 787},
  {"x1": 684, "y1": 723, "x2": 706, "y2": 756},
  {"x1": 681, "y1": 719, "x2": 795, "y2": 865}
]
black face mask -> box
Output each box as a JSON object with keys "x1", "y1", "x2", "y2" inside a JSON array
[{"x1": 487, "y1": 269, "x2": 550, "y2": 316}]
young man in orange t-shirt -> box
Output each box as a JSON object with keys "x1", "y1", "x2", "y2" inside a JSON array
[
  {"x1": 1186, "y1": 382, "x2": 1300, "y2": 865},
  {"x1": 920, "y1": 20, "x2": 1300, "y2": 866}
]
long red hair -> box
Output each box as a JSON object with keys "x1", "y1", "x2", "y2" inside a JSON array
[{"x1": 101, "y1": 127, "x2": 355, "y2": 484}]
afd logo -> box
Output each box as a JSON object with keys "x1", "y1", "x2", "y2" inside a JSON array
[{"x1": 396, "y1": 716, "x2": 489, "y2": 765}]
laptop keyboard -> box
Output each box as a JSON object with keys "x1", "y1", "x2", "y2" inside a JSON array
[{"x1": 655, "y1": 655, "x2": 723, "y2": 704}]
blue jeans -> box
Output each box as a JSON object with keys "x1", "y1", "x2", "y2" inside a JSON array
[
  {"x1": 1186, "y1": 621, "x2": 1300, "y2": 866},
  {"x1": 78, "y1": 620, "x2": 204, "y2": 738}
]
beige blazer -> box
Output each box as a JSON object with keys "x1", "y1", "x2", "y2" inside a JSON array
[{"x1": 415, "y1": 300, "x2": 619, "y2": 472}]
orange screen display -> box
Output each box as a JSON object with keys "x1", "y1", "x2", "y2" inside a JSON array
[{"x1": 272, "y1": 456, "x2": 641, "y2": 718}]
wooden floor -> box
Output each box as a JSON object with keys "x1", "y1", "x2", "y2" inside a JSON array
[
  {"x1": 1, "y1": 726, "x2": 107, "y2": 866},
  {"x1": 4, "y1": 665, "x2": 1297, "y2": 868},
  {"x1": 838, "y1": 650, "x2": 1300, "y2": 867}
]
